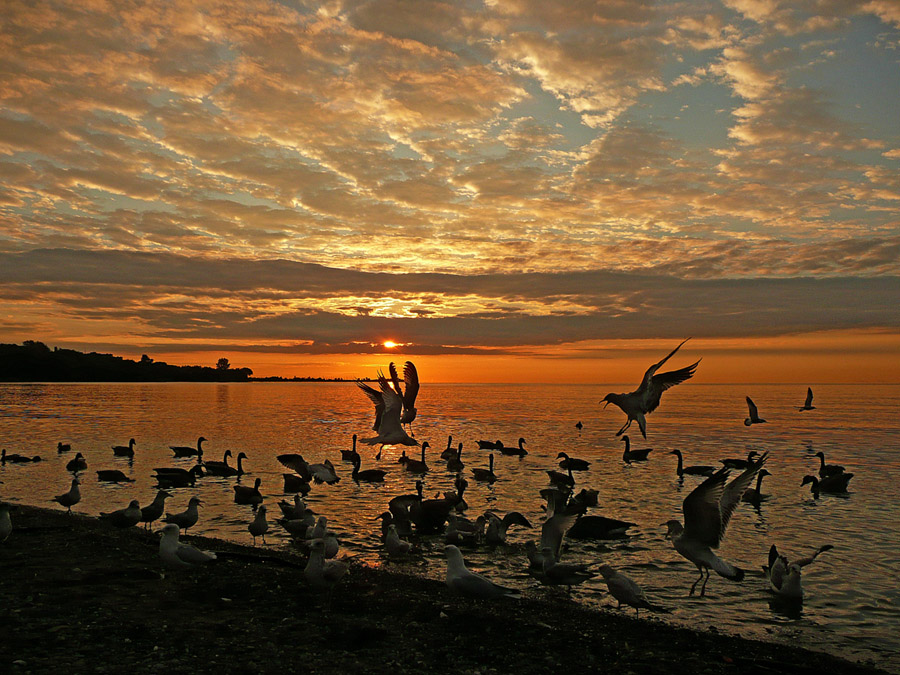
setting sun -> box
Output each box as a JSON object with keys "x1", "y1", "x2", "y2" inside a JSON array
[{"x1": 383, "y1": 341, "x2": 398, "y2": 349}]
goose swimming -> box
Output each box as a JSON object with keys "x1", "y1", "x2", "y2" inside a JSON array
[
  {"x1": 351, "y1": 455, "x2": 386, "y2": 482},
  {"x1": 357, "y1": 372, "x2": 419, "y2": 450},
  {"x1": 402, "y1": 442, "x2": 430, "y2": 474},
  {"x1": 100, "y1": 499, "x2": 142, "y2": 528},
  {"x1": 546, "y1": 464, "x2": 574, "y2": 489},
  {"x1": 446, "y1": 442, "x2": 465, "y2": 473},
  {"x1": 341, "y1": 434, "x2": 361, "y2": 463},
  {"x1": 57, "y1": 442, "x2": 71, "y2": 453},
  {"x1": 741, "y1": 468, "x2": 771, "y2": 504},
  {"x1": 440, "y1": 435, "x2": 456, "y2": 460},
  {"x1": 153, "y1": 465, "x2": 204, "y2": 488},
  {"x1": 621, "y1": 435, "x2": 652, "y2": 463},
  {"x1": 665, "y1": 452, "x2": 768, "y2": 596},
  {"x1": 159, "y1": 523, "x2": 216, "y2": 569},
  {"x1": 499, "y1": 438, "x2": 528, "y2": 457},
  {"x1": 801, "y1": 473, "x2": 853, "y2": 496},
  {"x1": 556, "y1": 452, "x2": 590, "y2": 471},
  {"x1": 282, "y1": 473, "x2": 311, "y2": 494},
  {"x1": 1, "y1": 449, "x2": 41, "y2": 463},
  {"x1": 65, "y1": 452, "x2": 87, "y2": 472},
  {"x1": 814, "y1": 451, "x2": 845, "y2": 478},
  {"x1": 96, "y1": 469, "x2": 134, "y2": 483},
  {"x1": 202, "y1": 449, "x2": 234, "y2": 475},
  {"x1": 445, "y1": 544, "x2": 519, "y2": 599},
  {"x1": 52, "y1": 478, "x2": 81, "y2": 513},
  {"x1": 111, "y1": 438, "x2": 136, "y2": 457},
  {"x1": 471, "y1": 453, "x2": 498, "y2": 483},
  {"x1": 601, "y1": 339, "x2": 700, "y2": 438},
  {"x1": 720, "y1": 451, "x2": 759, "y2": 470},
  {"x1": 170, "y1": 436, "x2": 205, "y2": 457},
  {"x1": 163, "y1": 496, "x2": 202, "y2": 532},
  {"x1": 799, "y1": 387, "x2": 816, "y2": 412},
  {"x1": 744, "y1": 396, "x2": 767, "y2": 426},
  {"x1": 669, "y1": 449, "x2": 714, "y2": 477}
]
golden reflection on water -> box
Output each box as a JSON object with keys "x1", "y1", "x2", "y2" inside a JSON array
[{"x1": 1, "y1": 382, "x2": 899, "y2": 670}]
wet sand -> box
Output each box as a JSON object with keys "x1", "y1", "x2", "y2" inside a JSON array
[{"x1": 0, "y1": 504, "x2": 889, "y2": 675}]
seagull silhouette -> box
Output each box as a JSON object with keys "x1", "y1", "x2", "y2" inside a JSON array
[
  {"x1": 799, "y1": 387, "x2": 816, "y2": 411},
  {"x1": 601, "y1": 339, "x2": 700, "y2": 438},
  {"x1": 357, "y1": 371, "x2": 419, "y2": 452},
  {"x1": 744, "y1": 396, "x2": 767, "y2": 426}
]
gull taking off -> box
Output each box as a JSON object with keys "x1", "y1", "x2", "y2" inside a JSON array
[
  {"x1": 744, "y1": 396, "x2": 767, "y2": 426},
  {"x1": 159, "y1": 523, "x2": 216, "y2": 569},
  {"x1": 389, "y1": 361, "x2": 420, "y2": 433},
  {"x1": 357, "y1": 371, "x2": 419, "y2": 450},
  {"x1": 763, "y1": 543, "x2": 833, "y2": 600},
  {"x1": 665, "y1": 452, "x2": 768, "y2": 596},
  {"x1": 601, "y1": 339, "x2": 700, "y2": 438},
  {"x1": 799, "y1": 387, "x2": 816, "y2": 411},
  {"x1": 445, "y1": 545, "x2": 519, "y2": 599}
]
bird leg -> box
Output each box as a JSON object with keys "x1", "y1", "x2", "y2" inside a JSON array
[
  {"x1": 376, "y1": 445, "x2": 383, "y2": 461},
  {"x1": 615, "y1": 419, "x2": 633, "y2": 436},
  {"x1": 699, "y1": 568, "x2": 711, "y2": 597},
  {"x1": 689, "y1": 566, "x2": 704, "y2": 596}
]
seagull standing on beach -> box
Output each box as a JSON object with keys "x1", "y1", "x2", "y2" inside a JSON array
[
  {"x1": 163, "y1": 496, "x2": 202, "y2": 532},
  {"x1": 799, "y1": 387, "x2": 816, "y2": 412},
  {"x1": 52, "y1": 478, "x2": 81, "y2": 514},
  {"x1": 445, "y1": 544, "x2": 519, "y2": 599},
  {"x1": 357, "y1": 371, "x2": 419, "y2": 452},
  {"x1": 304, "y1": 538, "x2": 349, "y2": 590},
  {"x1": 159, "y1": 523, "x2": 216, "y2": 569},
  {"x1": 601, "y1": 339, "x2": 700, "y2": 439},
  {"x1": 100, "y1": 499, "x2": 143, "y2": 528},
  {"x1": 744, "y1": 397, "x2": 767, "y2": 426},
  {"x1": 140, "y1": 490, "x2": 172, "y2": 529},
  {"x1": 599, "y1": 565, "x2": 660, "y2": 616},
  {"x1": 665, "y1": 453, "x2": 768, "y2": 596},
  {"x1": 248, "y1": 505, "x2": 269, "y2": 545}
]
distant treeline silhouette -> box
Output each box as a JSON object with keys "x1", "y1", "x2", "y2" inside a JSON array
[{"x1": 0, "y1": 341, "x2": 254, "y2": 382}]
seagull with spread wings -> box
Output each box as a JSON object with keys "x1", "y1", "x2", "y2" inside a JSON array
[
  {"x1": 357, "y1": 371, "x2": 419, "y2": 451},
  {"x1": 799, "y1": 387, "x2": 816, "y2": 412},
  {"x1": 744, "y1": 396, "x2": 767, "y2": 426},
  {"x1": 388, "y1": 361, "x2": 420, "y2": 433},
  {"x1": 601, "y1": 339, "x2": 700, "y2": 438},
  {"x1": 664, "y1": 452, "x2": 768, "y2": 596}
]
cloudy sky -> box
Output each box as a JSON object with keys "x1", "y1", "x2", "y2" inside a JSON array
[{"x1": 1, "y1": 0, "x2": 899, "y2": 382}]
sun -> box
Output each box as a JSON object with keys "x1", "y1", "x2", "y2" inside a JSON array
[{"x1": 383, "y1": 340, "x2": 398, "y2": 349}]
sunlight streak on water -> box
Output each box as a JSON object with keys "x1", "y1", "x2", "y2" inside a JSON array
[{"x1": 1, "y1": 382, "x2": 898, "y2": 671}]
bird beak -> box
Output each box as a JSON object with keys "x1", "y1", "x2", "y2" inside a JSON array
[{"x1": 601, "y1": 401, "x2": 610, "y2": 409}]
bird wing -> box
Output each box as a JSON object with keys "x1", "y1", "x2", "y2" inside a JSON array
[
  {"x1": 805, "y1": 387, "x2": 814, "y2": 407},
  {"x1": 356, "y1": 381, "x2": 385, "y2": 431},
  {"x1": 746, "y1": 396, "x2": 759, "y2": 419},
  {"x1": 176, "y1": 542, "x2": 216, "y2": 564},
  {"x1": 637, "y1": 339, "x2": 691, "y2": 393},
  {"x1": 375, "y1": 374, "x2": 405, "y2": 436},
  {"x1": 644, "y1": 360, "x2": 700, "y2": 414},
  {"x1": 682, "y1": 468, "x2": 728, "y2": 547},
  {"x1": 402, "y1": 361, "x2": 420, "y2": 408},
  {"x1": 719, "y1": 452, "x2": 768, "y2": 536},
  {"x1": 388, "y1": 362, "x2": 403, "y2": 398},
  {"x1": 540, "y1": 513, "x2": 577, "y2": 560},
  {"x1": 502, "y1": 511, "x2": 532, "y2": 529}
]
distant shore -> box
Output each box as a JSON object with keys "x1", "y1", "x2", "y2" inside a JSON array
[{"x1": 1, "y1": 504, "x2": 890, "y2": 675}]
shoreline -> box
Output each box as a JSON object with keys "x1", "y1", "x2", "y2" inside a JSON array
[{"x1": 1, "y1": 504, "x2": 891, "y2": 674}]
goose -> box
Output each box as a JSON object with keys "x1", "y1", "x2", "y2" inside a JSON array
[
  {"x1": 170, "y1": 436, "x2": 205, "y2": 458},
  {"x1": 476, "y1": 440, "x2": 501, "y2": 450},
  {"x1": 446, "y1": 443, "x2": 465, "y2": 473},
  {"x1": 378, "y1": 507, "x2": 413, "y2": 540},
  {"x1": 202, "y1": 449, "x2": 234, "y2": 475},
  {"x1": 621, "y1": 435, "x2": 652, "y2": 463},
  {"x1": 444, "y1": 545, "x2": 519, "y2": 599},
  {"x1": 744, "y1": 396, "x2": 767, "y2": 426},
  {"x1": 720, "y1": 451, "x2": 759, "y2": 469},
  {"x1": 111, "y1": 438, "x2": 136, "y2": 457},
  {"x1": 570, "y1": 488, "x2": 599, "y2": 510},
  {"x1": 409, "y1": 481, "x2": 455, "y2": 535},
  {"x1": 546, "y1": 464, "x2": 574, "y2": 488},
  {"x1": 209, "y1": 451, "x2": 247, "y2": 477},
  {"x1": 57, "y1": 442, "x2": 71, "y2": 453},
  {"x1": 0, "y1": 503, "x2": 11, "y2": 543},
  {"x1": 664, "y1": 452, "x2": 768, "y2": 596},
  {"x1": 388, "y1": 360, "x2": 420, "y2": 432},
  {"x1": 96, "y1": 469, "x2": 134, "y2": 483},
  {"x1": 139, "y1": 490, "x2": 172, "y2": 529},
  {"x1": 601, "y1": 338, "x2": 699, "y2": 438},
  {"x1": 276, "y1": 454, "x2": 311, "y2": 481},
  {"x1": 599, "y1": 565, "x2": 662, "y2": 616},
  {"x1": 163, "y1": 496, "x2": 202, "y2": 532},
  {"x1": 741, "y1": 469, "x2": 771, "y2": 504},
  {"x1": 351, "y1": 455, "x2": 386, "y2": 482},
  {"x1": 65, "y1": 452, "x2": 87, "y2": 472},
  {"x1": 499, "y1": 438, "x2": 528, "y2": 457},
  {"x1": 440, "y1": 435, "x2": 456, "y2": 460},
  {"x1": 442, "y1": 474, "x2": 469, "y2": 512},
  {"x1": 385, "y1": 523, "x2": 412, "y2": 557},
  {"x1": 402, "y1": 442, "x2": 430, "y2": 474},
  {"x1": 397, "y1": 450, "x2": 409, "y2": 465},
  {"x1": 153, "y1": 465, "x2": 204, "y2": 488},
  {"x1": 557, "y1": 452, "x2": 590, "y2": 471},
  {"x1": 471, "y1": 453, "x2": 497, "y2": 483},
  {"x1": 534, "y1": 548, "x2": 595, "y2": 587},
  {"x1": 801, "y1": 473, "x2": 853, "y2": 496},
  {"x1": 484, "y1": 511, "x2": 531, "y2": 546},
  {"x1": 308, "y1": 459, "x2": 340, "y2": 484},
  {"x1": 159, "y1": 523, "x2": 216, "y2": 569},
  {"x1": 282, "y1": 473, "x2": 311, "y2": 494},
  {"x1": 669, "y1": 449, "x2": 714, "y2": 477},
  {"x1": 52, "y1": 478, "x2": 81, "y2": 514},
  {"x1": 814, "y1": 451, "x2": 845, "y2": 478},
  {"x1": 357, "y1": 371, "x2": 419, "y2": 450},
  {"x1": 567, "y1": 514, "x2": 636, "y2": 540},
  {"x1": 445, "y1": 514, "x2": 486, "y2": 546},
  {"x1": 99, "y1": 499, "x2": 142, "y2": 528},
  {"x1": 248, "y1": 505, "x2": 269, "y2": 545},
  {"x1": 304, "y1": 538, "x2": 349, "y2": 590},
  {"x1": 233, "y1": 478, "x2": 263, "y2": 505},
  {"x1": 341, "y1": 434, "x2": 361, "y2": 463},
  {"x1": 2, "y1": 449, "x2": 40, "y2": 463},
  {"x1": 799, "y1": 387, "x2": 816, "y2": 412}
]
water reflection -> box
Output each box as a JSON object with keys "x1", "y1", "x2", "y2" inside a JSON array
[{"x1": 0, "y1": 382, "x2": 898, "y2": 671}]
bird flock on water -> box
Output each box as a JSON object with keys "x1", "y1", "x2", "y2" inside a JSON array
[{"x1": 0, "y1": 348, "x2": 851, "y2": 613}]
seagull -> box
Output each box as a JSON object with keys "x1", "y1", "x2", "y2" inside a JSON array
[
  {"x1": 444, "y1": 544, "x2": 519, "y2": 599},
  {"x1": 0, "y1": 503, "x2": 12, "y2": 542},
  {"x1": 308, "y1": 460, "x2": 340, "y2": 484},
  {"x1": 385, "y1": 523, "x2": 412, "y2": 558},
  {"x1": 170, "y1": 436, "x2": 206, "y2": 457},
  {"x1": 248, "y1": 505, "x2": 269, "y2": 545},
  {"x1": 664, "y1": 452, "x2": 768, "y2": 596},
  {"x1": 599, "y1": 565, "x2": 662, "y2": 616},
  {"x1": 99, "y1": 499, "x2": 143, "y2": 528},
  {"x1": 52, "y1": 478, "x2": 81, "y2": 514},
  {"x1": 484, "y1": 511, "x2": 532, "y2": 546},
  {"x1": 139, "y1": 490, "x2": 172, "y2": 529},
  {"x1": 111, "y1": 438, "x2": 136, "y2": 457},
  {"x1": 159, "y1": 523, "x2": 216, "y2": 569},
  {"x1": 799, "y1": 387, "x2": 816, "y2": 412},
  {"x1": 763, "y1": 543, "x2": 833, "y2": 600},
  {"x1": 305, "y1": 538, "x2": 349, "y2": 590},
  {"x1": 357, "y1": 371, "x2": 419, "y2": 450},
  {"x1": 163, "y1": 496, "x2": 202, "y2": 532},
  {"x1": 601, "y1": 339, "x2": 700, "y2": 438},
  {"x1": 621, "y1": 435, "x2": 652, "y2": 463},
  {"x1": 534, "y1": 547, "x2": 595, "y2": 587},
  {"x1": 389, "y1": 361, "x2": 420, "y2": 433},
  {"x1": 744, "y1": 396, "x2": 767, "y2": 426}
]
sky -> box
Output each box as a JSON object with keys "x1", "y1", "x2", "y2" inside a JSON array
[{"x1": 1, "y1": 0, "x2": 899, "y2": 382}]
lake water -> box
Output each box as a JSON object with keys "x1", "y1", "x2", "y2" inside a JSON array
[{"x1": 1, "y1": 382, "x2": 898, "y2": 671}]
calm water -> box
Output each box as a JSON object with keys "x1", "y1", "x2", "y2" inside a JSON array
[{"x1": 1, "y1": 382, "x2": 898, "y2": 671}]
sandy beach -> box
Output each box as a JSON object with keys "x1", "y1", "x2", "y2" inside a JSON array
[{"x1": 0, "y1": 504, "x2": 890, "y2": 675}]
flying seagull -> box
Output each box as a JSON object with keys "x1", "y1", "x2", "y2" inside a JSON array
[
  {"x1": 357, "y1": 371, "x2": 419, "y2": 451},
  {"x1": 798, "y1": 387, "x2": 816, "y2": 412},
  {"x1": 389, "y1": 361, "x2": 420, "y2": 433},
  {"x1": 744, "y1": 396, "x2": 767, "y2": 426},
  {"x1": 601, "y1": 339, "x2": 700, "y2": 438},
  {"x1": 665, "y1": 452, "x2": 768, "y2": 596}
]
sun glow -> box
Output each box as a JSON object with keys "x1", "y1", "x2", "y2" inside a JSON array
[{"x1": 383, "y1": 341, "x2": 398, "y2": 349}]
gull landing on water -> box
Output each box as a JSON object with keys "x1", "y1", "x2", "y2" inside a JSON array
[
  {"x1": 357, "y1": 370, "x2": 419, "y2": 453},
  {"x1": 799, "y1": 387, "x2": 816, "y2": 412},
  {"x1": 601, "y1": 339, "x2": 700, "y2": 439},
  {"x1": 744, "y1": 396, "x2": 767, "y2": 426}
]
